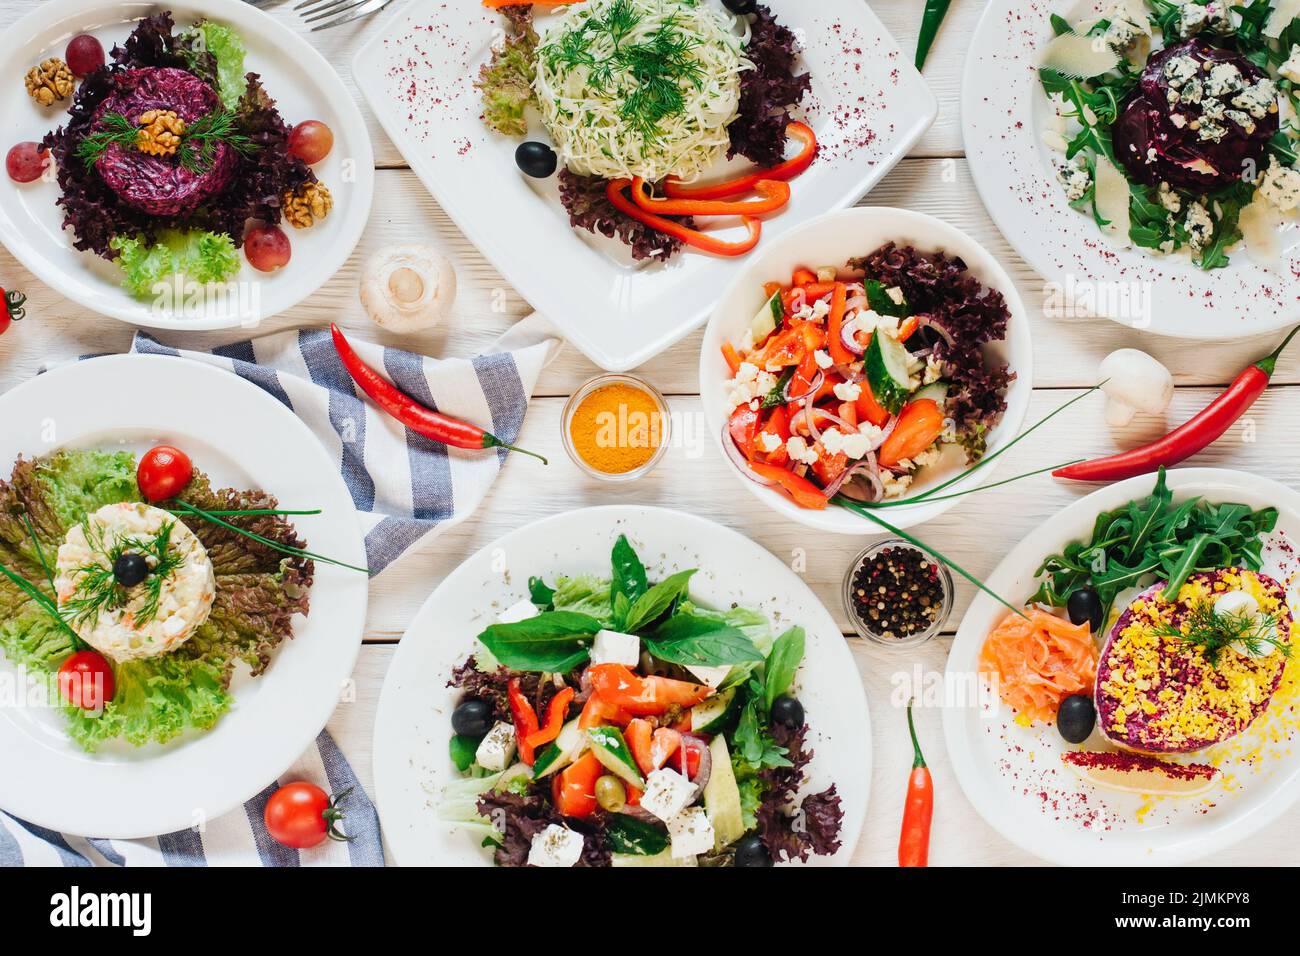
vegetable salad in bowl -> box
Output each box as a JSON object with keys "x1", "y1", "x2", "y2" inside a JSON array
[{"x1": 439, "y1": 534, "x2": 843, "y2": 867}]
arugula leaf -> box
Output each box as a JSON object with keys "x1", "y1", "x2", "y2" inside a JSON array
[
  {"x1": 605, "y1": 815, "x2": 669, "y2": 855},
  {"x1": 528, "y1": 575, "x2": 556, "y2": 610},
  {"x1": 763, "y1": 626, "x2": 805, "y2": 710},
  {"x1": 476, "y1": 611, "x2": 602, "y2": 672},
  {"x1": 610, "y1": 534, "x2": 648, "y2": 627},
  {"x1": 644, "y1": 613, "x2": 764, "y2": 668},
  {"x1": 622, "y1": 569, "x2": 696, "y2": 634}
]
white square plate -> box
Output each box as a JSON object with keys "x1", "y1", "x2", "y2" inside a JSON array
[{"x1": 354, "y1": 0, "x2": 937, "y2": 370}]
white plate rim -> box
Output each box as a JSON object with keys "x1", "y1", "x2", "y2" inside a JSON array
[
  {"x1": 0, "y1": 354, "x2": 368, "y2": 838},
  {"x1": 371, "y1": 504, "x2": 871, "y2": 866},
  {"x1": 942, "y1": 467, "x2": 1300, "y2": 865}
]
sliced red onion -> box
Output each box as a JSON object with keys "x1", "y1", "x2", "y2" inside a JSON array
[
  {"x1": 783, "y1": 369, "x2": 823, "y2": 402},
  {"x1": 789, "y1": 406, "x2": 854, "y2": 443},
  {"x1": 839, "y1": 316, "x2": 869, "y2": 356},
  {"x1": 833, "y1": 362, "x2": 865, "y2": 383},
  {"x1": 916, "y1": 314, "x2": 954, "y2": 347},
  {"x1": 617, "y1": 805, "x2": 665, "y2": 826},
  {"x1": 682, "y1": 734, "x2": 713, "y2": 801},
  {"x1": 834, "y1": 454, "x2": 886, "y2": 502},
  {"x1": 721, "y1": 423, "x2": 775, "y2": 486},
  {"x1": 845, "y1": 295, "x2": 867, "y2": 313}
]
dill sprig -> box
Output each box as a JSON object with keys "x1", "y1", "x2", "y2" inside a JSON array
[
  {"x1": 1154, "y1": 601, "x2": 1291, "y2": 666},
  {"x1": 74, "y1": 109, "x2": 256, "y2": 173},
  {"x1": 62, "y1": 520, "x2": 186, "y2": 631},
  {"x1": 75, "y1": 113, "x2": 141, "y2": 168}
]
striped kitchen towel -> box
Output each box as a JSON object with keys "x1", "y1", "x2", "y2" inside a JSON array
[{"x1": 0, "y1": 731, "x2": 383, "y2": 867}]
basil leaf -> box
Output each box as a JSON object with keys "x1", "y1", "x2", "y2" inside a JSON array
[
  {"x1": 477, "y1": 610, "x2": 601, "y2": 672},
  {"x1": 622, "y1": 569, "x2": 696, "y2": 634},
  {"x1": 763, "y1": 626, "x2": 805, "y2": 710},
  {"x1": 604, "y1": 815, "x2": 668, "y2": 856},
  {"x1": 645, "y1": 613, "x2": 763, "y2": 668},
  {"x1": 449, "y1": 734, "x2": 480, "y2": 772},
  {"x1": 528, "y1": 575, "x2": 556, "y2": 610},
  {"x1": 610, "y1": 535, "x2": 648, "y2": 624}
]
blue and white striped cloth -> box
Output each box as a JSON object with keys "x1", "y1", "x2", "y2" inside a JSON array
[{"x1": 3, "y1": 319, "x2": 559, "y2": 865}]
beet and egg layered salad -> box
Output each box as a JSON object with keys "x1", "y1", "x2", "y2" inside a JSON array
[
  {"x1": 718, "y1": 245, "x2": 1013, "y2": 511},
  {"x1": 438, "y1": 535, "x2": 843, "y2": 867},
  {"x1": 1039, "y1": 0, "x2": 1300, "y2": 269},
  {"x1": 477, "y1": 0, "x2": 815, "y2": 260},
  {"x1": 36, "y1": 13, "x2": 335, "y2": 298}
]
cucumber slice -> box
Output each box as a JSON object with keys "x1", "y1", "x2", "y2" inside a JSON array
[
  {"x1": 911, "y1": 380, "x2": 949, "y2": 406},
  {"x1": 864, "y1": 332, "x2": 913, "y2": 414},
  {"x1": 586, "y1": 726, "x2": 646, "y2": 789},
  {"x1": 865, "y1": 279, "x2": 908, "y2": 317},
  {"x1": 750, "y1": 291, "x2": 783, "y2": 345},
  {"x1": 703, "y1": 736, "x2": 745, "y2": 850},
  {"x1": 690, "y1": 687, "x2": 740, "y2": 734},
  {"x1": 532, "y1": 718, "x2": 585, "y2": 778}
]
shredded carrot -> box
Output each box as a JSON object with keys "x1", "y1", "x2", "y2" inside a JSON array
[{"x1": 979, "y1": 609, "x2": 1098, "y2": 726}]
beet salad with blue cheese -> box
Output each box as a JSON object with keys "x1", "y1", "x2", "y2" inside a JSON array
[{"x1": 439, "y1": 534, "x2": 843, "y2": 867}]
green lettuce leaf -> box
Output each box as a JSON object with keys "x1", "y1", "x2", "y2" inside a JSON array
[
  {"x1": 111, "y1": 230, "x2": 241, "y2": 300},
  {"x1": 550, "y1": 573, "x2": 616, "y2": 625},
  {"x1": 474, "y1": 6, "x2": 539, "y2": 136},
  {"x1": 189, "y1": 20, "x2": 248, "y2": 109}
]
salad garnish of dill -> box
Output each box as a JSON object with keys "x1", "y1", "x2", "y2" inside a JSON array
[
  {"x1": 76, "y1": 109, "x2": 256, "y2": 173},
  {"x1": 1154, "y1": 601, "x2": 1291, "y2": 665},
  {"x1": 61, "y1": 520, "x2": 185, "y2": 630}
]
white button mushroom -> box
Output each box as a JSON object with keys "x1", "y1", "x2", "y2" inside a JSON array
[
  {"x1": 359, "y1": 244, "x2": 457, "y2": 333},
  {"x1": 1097, "y1": 349, "x2": 1173, "y2": 426}
]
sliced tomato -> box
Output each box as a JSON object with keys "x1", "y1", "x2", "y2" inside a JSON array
[
  {"x1": 650, "y1": 727, "x2": 682, "y2": 770},
  {"x1": 625, "y1": 782, "x2": 643, "y2": 807},
  {"x1": 578, "y1": 693, "x2": 631, "y2": 730},
  {"x1": 626, "y1": 718, "x2": 655, "y2": 775},
  {"x1": 672, "y1": 736, "x2": 707, "y2": 780},
  {"x1": 878, "y1": 398, "x2": 945, "y2": 469},
  {"x1": 752, "y1": 326, "x2": 805, "y2": 368},
  {"x1": 811, "y1": 445, "x2": 849, "y2": 487},
  {"x1": 552, "y1": 751, "x2": 602, "y2": 818},
  {"x1": 728, "y1": 404, "x2": 762, "y2": 460},
  {"x1": 855, "y1": 381, "x2": 892, "y2": 428},
  {"x1": 588, "y1": 664, "x2": 712, "y2": 717}
]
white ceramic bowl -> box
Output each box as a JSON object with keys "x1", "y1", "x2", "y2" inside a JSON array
[{"x1": 699, "y1": 206, "x2": 1034, "y2": 534}]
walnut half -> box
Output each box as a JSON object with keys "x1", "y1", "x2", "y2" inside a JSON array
[
  {"x1": 25, "y1": 58, "x2": 75, "y2": 107},
  {"x1": 282, "y1": 182, "x2": 333, "y2": 229},
  {"x1": 136, "y1": 110, "x2": 187, "y2": 158}
]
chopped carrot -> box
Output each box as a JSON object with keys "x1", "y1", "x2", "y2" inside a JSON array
[{"x1": 878, "y1": 399, "x2": 944, "y2": 467}]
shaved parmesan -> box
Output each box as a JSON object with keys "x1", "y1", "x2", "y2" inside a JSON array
[
  {"x1": 1240, "y1": 198, "x2": 1281, "y2": 267},
  {"x1": 1040, "y1": 32, "x2": 1122, "y2": 78},
  {"x1": 1265, "y1": 0, "x2": 1300, "y2": 38},
  {"x1": 1094, "y1": 154, "x2": 1132, "y2": 248}
]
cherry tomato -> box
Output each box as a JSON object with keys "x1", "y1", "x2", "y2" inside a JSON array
[
  {"x1": 65, "y1": 34, "x2": 106, "y2": 77},
  {"x1": 245, "y1": 225, "x2": 291, "y2": 272},
  {"x1": 57, "y1": 650, "x2": 115, "y2": 710},
  {"x1": 264, "y1": 782, "x2": 351, "y2": 849},
  {"x1": 6, "y1": 142, "x2": 50, "y2": 184},
  {"x1": 136, "y1": 445, "x2": 194, "y2": 502},
  {"x1": 287, "y1": 121, "x2": 334, "y2": 165}
]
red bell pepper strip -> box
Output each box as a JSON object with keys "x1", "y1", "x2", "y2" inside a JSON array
[
  {"x1": 524, "y1": 687, "x2": 574, "y2": 749},
  {"x1": 898, "y1": 701, "x2": 933, "y2": 867},
  {"x1": 826, "y1": 282, "x2": 853, "y2": 366},
  {"x1": 605, "y1": 180, "x2": 762, "y2": 257},
  {"x1": 748, "y1": 460, "x2": 829, "y2": 510},
  {"x1": 552, "y1": 751, "x2": 602, "y2": 818},
  {"x1": 1054, "y1": 327, "x2": 1300, "y2": 482},
  {"x1": 588, "y1": 664, "x2": 712, "y2": 716},
  {"x1": 507, "y1": 678, "x2": 541, "y2": 765},
  {"x1": 855, "y1": 381, "x2": 892, "y2": 428},
  {"x1": 664, "y1": 122, "x2": 819, "y2": 200},
  {"x1": 721, "y1": 341, "x2": 743, "y2": 375},
  {"x1": 630, "y1": 177, "x2": 791, "y2": 217},
  {"x1": 671, "y1": 735, "x2": 705, "y2": 779},
  {"x1": 791, "y1": 267, "x2": 818, "y2": 287},
  {"x1": 878, "y1": 399, "x2": 945, "y2": 469},
  {"x1": 330, "y1": 324, "x2": 546, "y2": 464}
]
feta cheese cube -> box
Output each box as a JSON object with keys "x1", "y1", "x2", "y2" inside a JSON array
[
  {"x1": 812, "y1": 349, "x2": 834, "y2": 370},
  {"x1": 475, "y1": 721, "x2": 517, "y2": 772},
  {"x1": 591, "y1": 629, "x2": 641, "y2": 667},
  {"x1": 640, "y1": 768, "x2": 697, "y2": 823},
  {"x1": 686, "y1": 664, "x2": 731, "y2": 688},
  {"x1": 498, "y1": 599, "x2": 539, "y2": 625},
  {"x1": 758, "y1": 431, "x2": 782, "y2": 454},
  {"x1": 785, "y1": 435, "x2": 819, "y2": 466},
  {"x1": 833, "y1": 381, "x2": 862, "y2": 402},
  {"x1": 667, "y1": 807, "x2": 715, "y2": 859},
  {"x1": 527, "y1": 824, "x2": 585, "y2": 867}
]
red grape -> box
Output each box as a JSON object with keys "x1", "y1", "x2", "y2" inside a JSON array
[
  {"x1": 288, "y1": 121, "x2": 334, "y2": 165},
  {"x1": 245, "y1": 225, "x2": 292, "y2": 272},
  {"x1": 6, "y1": 142, "x2": 50, "y2": 183},
  {"x1": 65, "y1": 34, "x2": 105, "y2": 77}
]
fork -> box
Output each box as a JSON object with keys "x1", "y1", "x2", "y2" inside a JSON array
[{"x1": 293, "y1": 0, "x2": 399, "y2": 31}]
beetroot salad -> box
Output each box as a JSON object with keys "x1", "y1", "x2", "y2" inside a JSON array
[{"x1": 717, "y1": 244, "x2": 1013, "y2": 511}]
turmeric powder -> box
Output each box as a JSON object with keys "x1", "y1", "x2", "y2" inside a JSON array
[{"x1": 568, "y1": 382, "x2": 665, "y2": 475}]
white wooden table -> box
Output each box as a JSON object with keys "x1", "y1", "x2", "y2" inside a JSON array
[{"x1": 1, "y1": 0, "x2": 1296, "y2": 865}]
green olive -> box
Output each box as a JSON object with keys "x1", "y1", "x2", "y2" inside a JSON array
[{"x1": 594, "y1": 775, "x2": 626, "y2": 812}]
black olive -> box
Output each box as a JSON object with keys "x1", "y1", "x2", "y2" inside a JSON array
[
  {"x1": 1057, "y1": 694, "x2": 1096, "y2": 744},
  {"x1": 515, "y1": 141, "x2": 558, "y2": 179},
  {"x1": 733, "y1": 835, "x2": 772, "y2": 867},
  {"x1": 113, "y1": 553, "x2": 149, "y2": 588},
  {"x1": 451, "y1": 699, "x2": 493, "y2": 738},
  {"x1": 770, "y1": 695, "x2": 804, "y2": 729},
  {"x1": 722, "y1": 0, "x2": 757, "y2": 13},
  {"x1": 1067, "y1": 587, "x2": 1104, "y2": 632}
]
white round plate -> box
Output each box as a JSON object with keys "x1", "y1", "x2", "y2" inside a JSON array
[
  {"x1": 944, "y1": 468, "x2": 1300, "y2": 865},
  {"x1": 373, "y1": 506, "x2": 871, "y2": 867},
  {"x1": 699, "y1": 206, "x2": 1034, "y2": 535},
  {"x1": 0, "y1": 355, "x2": 367, "y2": 838},
  {"x1": 0, "y1": 0, "x2": 373, "y2": 330},
  {"x1": 963, "y1": 0, "x2": 1299, "y2": 341}
]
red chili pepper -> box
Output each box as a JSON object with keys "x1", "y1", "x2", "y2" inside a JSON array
[
  {"x1": 507, "y1": 677, "x2": 541, "y2": 765},
  {"x1": 1054, "y1": 326, "x2": 1300, "y2": 482},
  {"x1": 329, "y1": 324, "x2": 546, "y2": 464},
  {"x1": 663, "y1": 122, "x2": 819, "y2": 200},
  {"x1": 898, "y1": 700, "x2": 933, "y2": 867},
  {"x1": 605, "y1": 180, "x2": 762, "y2": 257},
  {"x1": 524, "y1": 686, "x2": 574, "y2": 749},
  {"x1": 630, "y1": 176, "x2": 791, "y2": 217},
  {"x1": 0, "y1": 287, "x2": 26, "y2": 336}
]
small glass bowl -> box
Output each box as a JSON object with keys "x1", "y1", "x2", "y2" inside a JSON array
[
  {"x1": 561, "y1": 373, "x2": 672, "y2": 483},
  {"x1": 842, "y1": 538, "x2": 954, "y2": 647}
]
